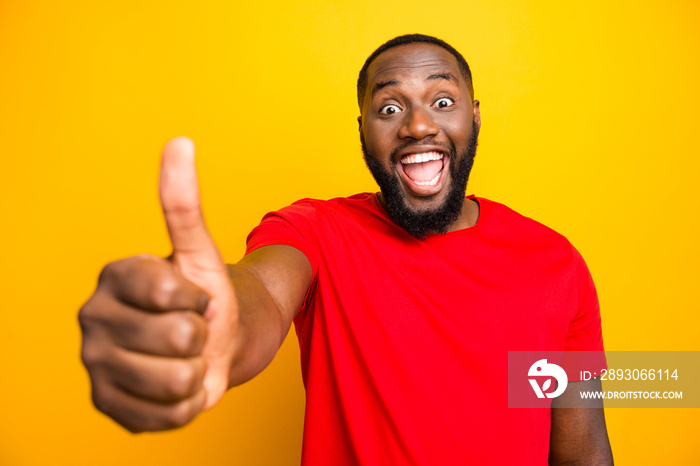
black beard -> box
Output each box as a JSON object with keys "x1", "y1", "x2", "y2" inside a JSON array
[{"x1": 361, "y1": 121, "x2": 479, "y2": 239}]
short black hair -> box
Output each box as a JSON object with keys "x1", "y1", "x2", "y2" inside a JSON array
[{"x1": 357, "y1": 33, "x2": 474, "y2": 111}]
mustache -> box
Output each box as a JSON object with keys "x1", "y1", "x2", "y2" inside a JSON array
[{"x1": 390, "y1": 139, "x2": 455, "y2": 162}]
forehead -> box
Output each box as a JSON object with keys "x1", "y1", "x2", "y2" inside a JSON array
[{"x1": 366, "y1": 43, "x2": 462, "y2": 86}]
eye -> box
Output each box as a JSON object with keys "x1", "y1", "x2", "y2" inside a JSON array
[
  {"x1": 379, "y1": 104, "x2": 401, "y2": 115},
  {"x1": 434, "y1": 97, "x2": 455, "y2": 109}
]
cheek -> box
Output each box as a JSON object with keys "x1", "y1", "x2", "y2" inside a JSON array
[
  {"x1": 364, "y1": 123, "x2": 395, "y2": 155},
  {"x1": 440, "y1": 114, "x2": 472, "y2": 145}
]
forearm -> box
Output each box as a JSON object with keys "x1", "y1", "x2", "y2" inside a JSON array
[{"x1": 226, "y1": 263, "x2": 291, "y2": 387}]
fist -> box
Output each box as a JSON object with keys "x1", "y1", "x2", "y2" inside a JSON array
[
  {"x1": 79, "y1": 138, "x2": 238, "y2": 432},
  {"x1": 79, "y1": 255, "x2": 209, "y2": 431}
]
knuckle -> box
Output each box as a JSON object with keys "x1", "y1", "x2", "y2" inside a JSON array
[
  {"x1": 165, "y1": 398, "x2": 196, "y2": 428},
  {"x1": 81, "y1": 340, "x2": 105, "y2": 368},
  {"x1": 90, "y1": 382, "x2": 112, "y2": 416},
  {"x1": 99, "y1": 254, "x2": 160, "y2": 287},
  {"x1": 151, "y1": 277, "x2": 179, "y2": 309},
  {"x1": 79, "y1": 313, "x2": 113, "y2": 369},
  {"x1": 97, "y1": 261, "x2": 119, "y2": 285},
  {"x1": 78, "y1": 294, "x2": 106, "y2": 332},
  {"x1": 169, "y1": 313, "x2": 205, "y2": 355},
  {"x1": 167, "y1": 361, "x2": 199, "y2": 399},
  {"x1": 78, "y1": 294, "x2": 114, "y2": 337},
  {"x1": 77, "y1": 301, "x2": 95, "y2": 332}
]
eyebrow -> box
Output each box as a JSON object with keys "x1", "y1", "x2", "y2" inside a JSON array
[
  {"x1": 426, "y1": 72, "x2": 458, "y2": 83},
  {"x1": 371, "y1": 72, "x2": 458, "y2": 98},
  {"x1": 372, "y1": 79, "x2": 399, "y2": 96}
]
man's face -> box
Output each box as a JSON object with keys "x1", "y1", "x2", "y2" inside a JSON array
[{"x1": 359, "y1": 43, "x2": 481, "y2": 238}]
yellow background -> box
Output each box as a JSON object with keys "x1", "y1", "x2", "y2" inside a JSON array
[{"x1": 1, "y1": 0, "x2": 698, "y2": 464}]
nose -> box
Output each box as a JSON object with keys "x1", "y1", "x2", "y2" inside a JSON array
[{"x1": 398, "y1": 107, "x2": 439, "y2": 140}]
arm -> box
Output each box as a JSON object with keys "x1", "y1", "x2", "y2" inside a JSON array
[
  {"x1": 79, "y1": 138, "x2": 311, "y2": 432},
  {"x1": 549, "y1": 378, "x2": 614, "y2": 465},
  {"x1": 225, "y1": 245, "x2": 312, "y2": 388}
]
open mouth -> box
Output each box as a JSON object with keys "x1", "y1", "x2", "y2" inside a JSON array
[{"x1": 397, "y1": 151, "x2": 448, "y2": 195}]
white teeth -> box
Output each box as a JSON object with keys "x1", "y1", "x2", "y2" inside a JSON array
[
  {"x1": 400, "y1": 151, "x2": 444, "y2": 164},
  {"x1": 414, "y1": 171, "x2": 442, "y2": 186}
]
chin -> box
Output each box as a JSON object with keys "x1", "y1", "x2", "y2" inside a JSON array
[
  {"x1": 399, "y1": 184, "x2": 452, "y2": 213},
  {"x1": 360, "y1": 121, "x2": 479, "y2": 238}
]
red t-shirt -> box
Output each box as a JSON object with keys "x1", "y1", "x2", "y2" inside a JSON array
[{"x1": 246, "y1": 193, "x2": 604, "y2": 465}]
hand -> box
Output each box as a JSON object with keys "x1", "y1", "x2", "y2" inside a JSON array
[{"x1": 79, "y1": 137, "x2": 239, "y2": 432}]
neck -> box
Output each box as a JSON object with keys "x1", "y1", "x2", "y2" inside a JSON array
[
  {"x1": 445, "y1": 197, "x2": 479, "y2": 232},
  {"x1": 376, "y1": 193, "x2": 480, "y2": 234}
]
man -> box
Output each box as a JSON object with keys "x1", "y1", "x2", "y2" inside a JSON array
[{"x1": 80, "y1": 34, "x2": 613, "y2": 464}]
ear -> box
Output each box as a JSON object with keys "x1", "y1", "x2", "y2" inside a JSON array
[{"x1": 472, "y1": 100, "x2": 481, "y2": 131}]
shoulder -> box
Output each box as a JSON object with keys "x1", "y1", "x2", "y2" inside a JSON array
[
  {"x1": 285, "y1": 193, "x2": 377, "y2": 211},
  {"x1": 270, "y1": 193, "x2": 382, "y2": 223},
  {"x1": 246, "y1": 193, "x2": 385, "y2": 267},
  {"x1": 475, "y1": 196, "x2": 578, "y2": 258},
  {"x1": 249, "y1": 193, "x2": 385, "y2": 239},
  {"x1": 476, "y1": 197, "x2": 595, "y2": 303}
]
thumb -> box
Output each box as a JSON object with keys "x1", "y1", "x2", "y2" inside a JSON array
[{"x1": 159, "y1": 137, "x2": 223, "y2": 271}]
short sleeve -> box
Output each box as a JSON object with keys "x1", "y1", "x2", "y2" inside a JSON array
[
  {"x1": 245, "y1": 199, "x2": 321, "y2": 278},
  {"x1": 562, "y1": 247, "x2": 607, "y2": 381},
  {"x1": 564, "y1": 247, "x2": 605, "y2": 353}
]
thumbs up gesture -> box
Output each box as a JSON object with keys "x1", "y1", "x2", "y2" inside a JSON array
[
  {"x1": 158, "y1": 137, "x2": 239, "y2": 410},
  {"x1": 79, "y1": 138, "x2": 241, "y2": 431}
]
